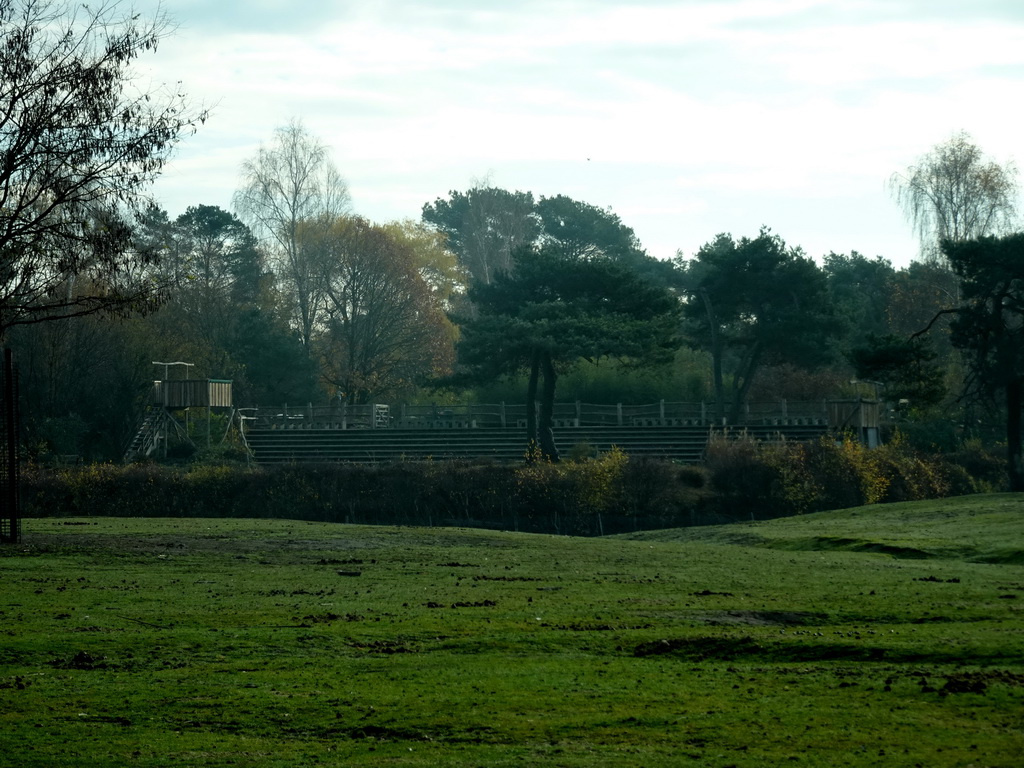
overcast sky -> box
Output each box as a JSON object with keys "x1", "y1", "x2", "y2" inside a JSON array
[{"x1": 133, "y1": 0, "x2": 1024, "y2": 266}]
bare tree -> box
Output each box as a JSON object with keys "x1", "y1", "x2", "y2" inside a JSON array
[
  {"x1": 0, "y1": 0, "x2": 207, "y2": 336},
  {"x1": 890, "y1": 131, "x2": 1018, "y2": 263},
  {"x1": 233, "y1": 120, "x2": 351, "y2": 347}
]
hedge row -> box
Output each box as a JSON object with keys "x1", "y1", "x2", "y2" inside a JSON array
[
  {"x1": 705, "y1": 432, "x2": 1006, "y2": 520},
  {"x1": 21, "y1": 435, "x2": 1006, "y2": 535}
]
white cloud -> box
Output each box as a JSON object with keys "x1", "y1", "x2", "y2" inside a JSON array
[{"x1": 133, "y1": 0, "x2": 1024, "y2": 266}]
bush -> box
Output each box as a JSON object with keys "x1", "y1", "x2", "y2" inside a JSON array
[
  {"x1": 703, "y1": 430, "x2": 980, "y2": 520},
  {"x1": 20, "y1": 432, "x2": 1005, "y2": 534},
  {"x1": 705, "y1": 433, "x2": 796, "y2": 520},
  {"x1": 942, "y1": 439, "x2": 1008, "y2": 493}
]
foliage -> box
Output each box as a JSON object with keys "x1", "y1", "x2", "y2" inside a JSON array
[
  {"x1": 676, "y1": 228, "x2": 841, "y2": 424},
  {"x1": 891, "y1": 131, "x2": 1018, "y2": 262},
  {"x1": 513, "y1": 445, "x2": 630, "y2": 534},
  {"x1": 308, "y1": 216, "x2": 456, "y2": 403},
  {"x1": 22, "y1": 450, "x2": 701, "y2": 534},
  {"x1": 133, "y1": 204, "x2": 274, "y2": 380},
  {"x1": 23, "y1": 429, "x2": 1004, "y2": 535},
  {"x1": 704, "y1": 432, "x2": 988, "y2": 521},
  {"x1": 822, "y1": 251, "x2": 896, "y2": 353},
  {"x1": 421, "y1": 184, "x2": 538, "y2": 285},
  {"x1": 533, "y1": 195, "x2": 675, "y2": 286},
  {"x1": 0, "y1": 0, "x2": 206, "y2": 334},
  {"x1": 469, "y1": 348, "x2": 711, "y2": 406},
  {"x1": 9, "y1": 307, "x2": 156, "y2": 461},
  {"x1": 457, "y1": 244, "x2": 682, "y2": 460},
  {"x1": 380, "y1": 219, "x2": 466, "y2": 311},
  {"x1": 849, "y1": 333, "x2": 946, "y2": 412},
  {"x1": 943, "y1": 232, "x2": 1024, "y2": 490}
]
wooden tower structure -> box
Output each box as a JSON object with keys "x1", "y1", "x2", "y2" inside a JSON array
[{"x1": 124, "y1": 373, "x2": 233, "y2": 462}]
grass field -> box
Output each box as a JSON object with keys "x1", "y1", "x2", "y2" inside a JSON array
[{"x1": 1, "y1": 494, "x2": 1022, "y2": 766}]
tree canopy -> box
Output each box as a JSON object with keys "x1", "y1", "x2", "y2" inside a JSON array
[
  {"x1": 304, "y1": 216, "x2": 456, "y2": 404},
  {"x1": 891, "y1": 132, "x2": 1018, "y2": 263},
  {"x1": 942, "y1": 233, "x2": 1024, "y2": 490},
  {"x1": 421, "y1": 185, "x2": 537, "y2": 286},
  {"x1": 234, "y1": 120, "x2": 351, "y2": 348},
  {"x1": 0, "y1": 0, "x2": 206, "y2": 335},
  {"x1": 457, "y1": 245, "x2": 681, "y2": 460},
  {"x1": 676, "y1": 228, "x2": 840, "y2": 424}
]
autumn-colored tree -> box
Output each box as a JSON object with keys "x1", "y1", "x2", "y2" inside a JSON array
[{"x1": 308, "y1": 217, "x2": 456, "y2": 404}]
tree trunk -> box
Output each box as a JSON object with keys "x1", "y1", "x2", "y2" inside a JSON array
[
  {"x1": 1007, "y1": 377, "x2": 1024, "y2": 492},
  {"x1": 700, "y1": 288, "x2": 726, "y2": 424},
  {"x1": 730, "y1": 341, "x2": 763, "y2": 425},
  {"x1": 538, "y1": 350, "x2": 560, "y2": 462},
  {"x1": 525, "y1": 348, "x2": 540, "y2": 461}
]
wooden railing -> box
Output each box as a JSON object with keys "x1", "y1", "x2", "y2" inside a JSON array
[{"x1": 249, "y1": 399, "x2": 873, "y2": 431}]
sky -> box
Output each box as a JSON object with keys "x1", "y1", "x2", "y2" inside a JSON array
[{"x1": 131, "y1": 0, "x2": 1024, "y2": 267}]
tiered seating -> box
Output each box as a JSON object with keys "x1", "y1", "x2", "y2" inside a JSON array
[
  {"x1": 246, "y1": 425, "x2": 705, "y2": 463},
  {"x1": 243, "y1": 423, "x2": 829, "y2": 465}
]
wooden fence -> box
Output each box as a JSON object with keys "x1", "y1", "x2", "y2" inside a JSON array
[{"x1": 249, "y1": 399, "x2": 861, "y2": 431}]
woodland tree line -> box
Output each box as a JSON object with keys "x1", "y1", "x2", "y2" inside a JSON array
[{"x1": 2, "y1": 1, "x2": 1023, "y2": 491}]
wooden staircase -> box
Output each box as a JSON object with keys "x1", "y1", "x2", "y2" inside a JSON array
[{"x1": 124, "y1": 407, "x2": 165, "y2": 463}]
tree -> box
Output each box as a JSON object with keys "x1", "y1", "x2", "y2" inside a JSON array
[
  {"x1": 676, "y1": 228, "x2": 840, "y2": 424},
  {"x1": 941, "y1": 233, "x2": 1024, "y2": 491},
  {"x1": 536, "y1": 195, "x2": 677, "y2": 288},
  {"x1": 0, "y1": 0, "x2": 206, "y2": 336},
  {"x1": 849, "y1": 333, "x2": 946, "y2": 413},
  {"x1": 422, "y1": 187, "x2": 680, "y2": 295},
  {"x1": 822, "y1": 251, "x2": 896, "y2": 353},
  {"x1": 133, "y1": 204, "x2": 269, "y2": 379},
  {"x1": 422, "y1": 185, "x2": 538, "y2": 286},
  {"x1": 457, "y1": 247, "x2": 681, "y2": 461},
  {"x1": 172, "y1": 205, "x2": 264, "y2": 306},
  {"x1": 234, "y1": 120, "x2": 350, "y2": 347},
  {"x1": 891, "y1": 131, "x2": 1018, "y2": 263},
  {"x1": 535, "y1": 195, "x2": 642, "y2": 261},
  {"x1": 161, "y1": 206, "x2": 263, "y2": 355},
  {"x1": 379, "y1": 219, "x2": 465, "y2": 313},
  {"x1": 129, "y1": 203, "x2": 319, "y2": 408},
  {"x1": 307, "y1": 217, "x2": 455, "y2": 404}
]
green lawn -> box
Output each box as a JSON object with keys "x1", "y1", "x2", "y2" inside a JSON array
[{"x1": 1, "y1": 494, "x2": 1022, "y2": 766}]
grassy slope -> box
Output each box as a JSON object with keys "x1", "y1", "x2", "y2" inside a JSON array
[
  {"x1": 0, "y1": 494, "x2": 1021, "y2": 767},
  {"x1": 624, "y1": 493, "x2": 1024, "y2": 563}
]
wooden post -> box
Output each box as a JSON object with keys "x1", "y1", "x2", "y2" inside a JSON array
[{"x1": 2, "y1": 349, "x2": 19, "y2": 544}]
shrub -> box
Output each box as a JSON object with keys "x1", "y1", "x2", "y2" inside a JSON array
[
  {"x1": 619, "y1": 458, "x2": 712, "y2": 530},
  {"x1": 705, "y1": 433, "x2": 792, "y2": 520},
  {"x1": 703, "y1": 430, "x2": 975, "y2": 520},
  {"x1": 19, "y1": 432, "x2": 1003, "y2": 535},
  {"x1": 942, "y1": 439, "x2": 1008, "y2": 493}
]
